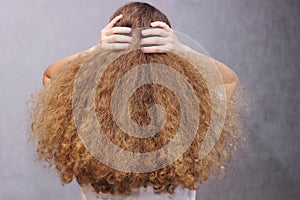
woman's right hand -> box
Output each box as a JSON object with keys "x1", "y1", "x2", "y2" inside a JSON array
[{"x1": 98, "y1": 14, "x2": 132, "y2": 50}]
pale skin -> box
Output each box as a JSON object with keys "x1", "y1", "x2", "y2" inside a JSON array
[{"x1": 43, "y1": 14, "x2": 238, "y2": 99}]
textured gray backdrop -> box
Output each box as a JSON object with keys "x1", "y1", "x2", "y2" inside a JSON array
[{"x1": 0, "y1": 0, "x2": 299, "y2": 199}]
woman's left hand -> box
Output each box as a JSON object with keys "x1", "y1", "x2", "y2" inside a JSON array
[{"x1": 140, "y1": 21, "x2": 185, "y2": 53}]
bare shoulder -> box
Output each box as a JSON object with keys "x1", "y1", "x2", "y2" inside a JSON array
[
  {"x1": 208, "y1": 57, "x2": 239, "y2": 100},
  {"x1": 43, "y1": 46, "x2": 96, "y2": 85},
  {"x1": 210, "y1": 57, "x2": 238, "y2": 84}
]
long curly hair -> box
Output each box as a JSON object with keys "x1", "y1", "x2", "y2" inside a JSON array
[{"x1": 28, "y1": 2, "x2": 246, "y2": 196}]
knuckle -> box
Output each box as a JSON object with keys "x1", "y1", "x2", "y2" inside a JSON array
[
  {"x1": 153, "y1": 38, "x2": 160, "y2": 44},
  {"x1": 111, "y1": 27, "x2": 117, "y2": 33},
  {"x1": 109, "y1": 44, "x2": 115, "y2": 50},
  {"x1": 100, "y1": 44, "x2": 107, "y2": 50},
  {"x1": 111, "y1": 35, "x2": 116, "y2": 41},
  {"x1": 158, "y1": 29, "x2": 164, "y2": 35}
]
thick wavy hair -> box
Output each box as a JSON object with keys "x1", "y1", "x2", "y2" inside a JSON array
[{"x1": 29, "y1": 2, "x2": 245, "y2": 196}]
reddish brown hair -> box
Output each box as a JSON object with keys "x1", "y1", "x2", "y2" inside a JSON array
[
  {"x1": 110, "y1": 2, "x2": 171, "y2": 28},
  {"x1": 29, "y1": 2, "x2": 245, "y2": 197}
]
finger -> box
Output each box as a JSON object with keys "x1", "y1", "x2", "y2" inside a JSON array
[
  {"x1": 106, "y1": 26, "x2": 132, "y2": 36},
  {"x1": 141, "y1": 28, "x2": 169, "y2": 37},
  {"x1": 106, "y1": 34, "x2": 132, "y2": 43},
  {"x1": 102, "y1": 43, "x2": 130, "y2": 51},
  {"x1": 150, "y1": 21, "x2": 172, "y2": 32},
  {"x1": 106, "y1": 14, "x2": 123, "y2": 29},
  {"x1": 140, "y1": 36, "x2": 167, "y2": 45},
  {"x1": 141, "y1": 45, "x2": 169, "y2": 53}
]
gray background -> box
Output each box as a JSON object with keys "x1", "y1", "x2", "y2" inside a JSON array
[{"x1": 0, "y1": 0, "x2": 299, "y2": 199}]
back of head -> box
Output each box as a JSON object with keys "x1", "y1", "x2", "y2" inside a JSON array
[
  {"x1": 29, "y1": 1, "x2": 244, "y2": 197},
  {"x1": 110, "y1": 2, "x2": 171, "y2": 28}
]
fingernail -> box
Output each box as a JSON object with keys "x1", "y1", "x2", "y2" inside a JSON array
[{"x1": 119, "y1": 14, "x2": 123, "y2": 17}]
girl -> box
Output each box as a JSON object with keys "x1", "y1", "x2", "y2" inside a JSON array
[{"x1": 31, "y1": 2, "x2": 243, "y2": 200}]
